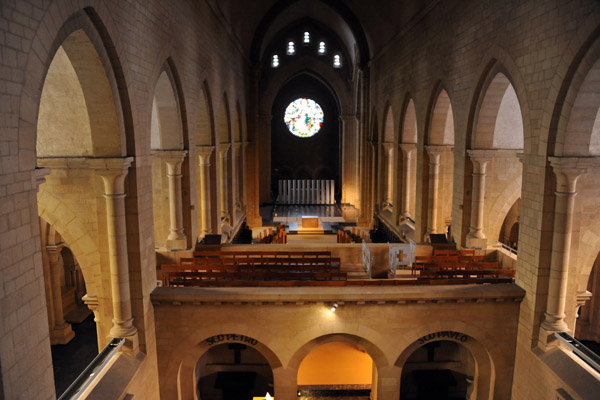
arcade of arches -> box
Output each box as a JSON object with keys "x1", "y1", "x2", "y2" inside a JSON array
[{"x1": 2, "y1": 1, "x2": 600, "y2": 399}]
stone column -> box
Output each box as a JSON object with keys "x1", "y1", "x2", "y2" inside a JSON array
[
  {"x1": 197, "y1": 146, "x2": 214, "y2": 237},
  {"x1": 425, "y1": 145, "x2": 450, "y2": 235},
  {"x1": 219, "y1": 144, "x2": 231, "y2": 218},
  {"x1": 46, "y1": 243, "x2": 75, "y2": 344},
  {"x1": 159, "y1": 150, "x2": 188, "y2": 250},
  {"x1": 382, "y1": 142, "x2": 394, "y2": 207},
  {"x1": 82, "y1": 294, "x2": 102, "y2": 350},
  {"x1": 272, "y1": 367, "x2": 297, "y2": 399},
  {"x1": 376, "y1": 366, "x2": 402, "y2": 400},
  {"x1": 540, "y1": 157, "x2": 592, "y2": 341},
  {"x1": 340, "y1": 114, "x2": 359, "y2": 206},
  {"x1": 466, "y1": 150, "x2": 494, "y2": 248},
  {"x1": 399, "y1": 143, "x2": 416, "y2": 220},
  {"x1": 233, "y1": 142, "x2": 243, "y2": 212},
  {"x1": 90, "y1": 157, "x2": 137, "y2": 340}
]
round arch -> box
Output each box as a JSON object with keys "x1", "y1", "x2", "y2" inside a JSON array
[
  {"x1": 161, "y1": 328, "x2": 283, "y2": 400},
  {"x1": 288, "y1": 333, "x2": 389, "y2": 373},
  {"x1": 395, "y1": 331, "x2": 495, "y2": 400}
]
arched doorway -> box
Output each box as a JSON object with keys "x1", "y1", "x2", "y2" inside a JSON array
[
  {"x1": 195, "y1": 343, "x2": 274, "y2": 400},
  {"x1": 396, "y1": 332, "x2": 495, "y2": 399},
  {"x1": 297, "y1": 342, "x2": 374, "y2": 399},
  {"x1": 400, "y1": 340, "x2": 475, "y2": 400}
]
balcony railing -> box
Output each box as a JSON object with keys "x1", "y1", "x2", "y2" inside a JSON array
[{"x1": 58, "y1": 338, "x2": 125, "y2": 400}]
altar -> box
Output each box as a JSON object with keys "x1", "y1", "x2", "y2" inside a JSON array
[{"x1": 272, "y1": 205, "x2": 345, "y2": 234}]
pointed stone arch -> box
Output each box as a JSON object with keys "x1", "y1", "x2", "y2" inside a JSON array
[
  {"x1": 421, "y1": 85, "x2": 455, "y2": 238},
  {"x1": 150, "y1": 59, "x2": 190, "y2": 249},
  {"x1": 380, "y1": 102, "x2": 396, "y2": 208}
]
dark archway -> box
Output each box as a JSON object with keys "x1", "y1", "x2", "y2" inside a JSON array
[
  {"x1": 400, "y1": 340, "x2": 475, "y2": 400},
  {"x1": 195, "y1": 343, "x2": 274, "y2": 400},
  {"x1": 270, "y1": 74, "x2": 341, "y2": 202}
]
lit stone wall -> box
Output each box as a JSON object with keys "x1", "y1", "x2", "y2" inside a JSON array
[
  {"x1": 367, "y1": 0, "x2": 600, "y2": 398},
  {"x1": 152, "y1": 285, "x2": 523, "y2": 399},
  {"x1": 0, "y1": 0, "x2": 249, "y2": 398}
]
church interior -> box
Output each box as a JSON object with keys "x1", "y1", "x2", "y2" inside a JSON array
[{"x1": 2, "y1": 0, "x2": 600, "y2": 399}]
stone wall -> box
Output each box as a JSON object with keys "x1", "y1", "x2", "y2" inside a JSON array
[
  {"x1": 152, "y1": 284, "x2": 523, "y2": 399},
  {"x1": 0, "y1": 0, "x2": 250, "y2": 398}
]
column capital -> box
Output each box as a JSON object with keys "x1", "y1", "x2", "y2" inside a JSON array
[
  {"x1": 152, "y1": 149, "x2": 187, "y2": 163},
  {"x1": 382, "y1": 142, "x2": 394, "y2": 153},
  {"x1": 468, "y1": 148, "x2": 519, "y2": 159},
  {"x1": 399, "y1": 142, "x2": 417, "y2": 154},
  {"x1": 88, "y1": 157, "x2": 134, "y2": 196},
  {"x1": 425, "y1": 144, "x2": 452, "y2": 158},
  {"x1": 218, "y1": 143, "x2": 231, "y2": 157},
  {"x1": 339, "y1": 114, "x2": 358, "y2": 123},
  {"x1": 196, "y1": 145, "x2": 214, "y2": 166},
  {"x1": 45, "y1": 243, "x2": 65, "y2": 261},
  {"x1": 576, "y1": 290, "x2": 593, "y2": 307},
  {"x1": 82, "y1": 294, "x2": 99, "y2": 312},
  {"x1": 233, "y1": 141, "x2": 243, "y2": 154},
  {"x1": 548, "y1": 156, "x2": 597, "y2": 193},
  {"x1": 33, "y1": 167, "x2": 51, "y2": 190},
  {"x1": 467, "y1": 149, "x2": 495, "y2": 174}
]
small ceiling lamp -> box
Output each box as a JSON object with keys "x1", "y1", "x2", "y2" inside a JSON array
[{"x1": 330, "y1": 303, "x2": 338, "y2": 312}]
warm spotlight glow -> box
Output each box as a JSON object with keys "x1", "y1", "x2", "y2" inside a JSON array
[{"x1": 330, "y1": 303, "x2": 338, "y2": 312}]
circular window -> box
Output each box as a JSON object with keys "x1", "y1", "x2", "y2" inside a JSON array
[{"x1": 283, "y1": 98, "x2": 324, "y2": 138}]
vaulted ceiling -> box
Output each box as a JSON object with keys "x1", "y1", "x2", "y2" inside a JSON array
[{"x1": 212, "y1": 0, "x2": 438, "y2": 63}]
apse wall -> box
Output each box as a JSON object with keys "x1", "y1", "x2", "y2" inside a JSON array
[{"x1": 270, "y1": 74, "x2": 341, "y2": 200}]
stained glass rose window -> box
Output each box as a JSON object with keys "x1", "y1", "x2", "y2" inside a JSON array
[{"x1": 283, "y1": 98, "x2": 324, "y2": 137}]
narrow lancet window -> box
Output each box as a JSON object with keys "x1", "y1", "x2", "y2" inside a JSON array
[
  {"x1": 272, "y1": 54, "x2": 280, "y2": 67},
  {"x1": 333, "y1": 54, "x2": 342, "y2": 68},
  {"x1": 303, "y1": 31, "x2": 310, "y2": 44},
  {"x1": 287, "y1": 41, "x2": 295, "y2": 55},
  {"x1": 318, "y1": 41, "x2": 326, "y2": 54}
]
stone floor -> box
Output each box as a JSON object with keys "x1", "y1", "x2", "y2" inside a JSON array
[{"x1": 51, "y1": 315, "x2": 98, "y2": 397}]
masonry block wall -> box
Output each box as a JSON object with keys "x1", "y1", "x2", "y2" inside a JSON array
[
  {"x1": 367, "y1": 0, "x2": 600, "y2": 398},
  {"x1": 152, "y1": 286, "x2": 523, "y2": 399},
  {"x1": 0, "y1": 0, "x2": 249, "y2": 398}
]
